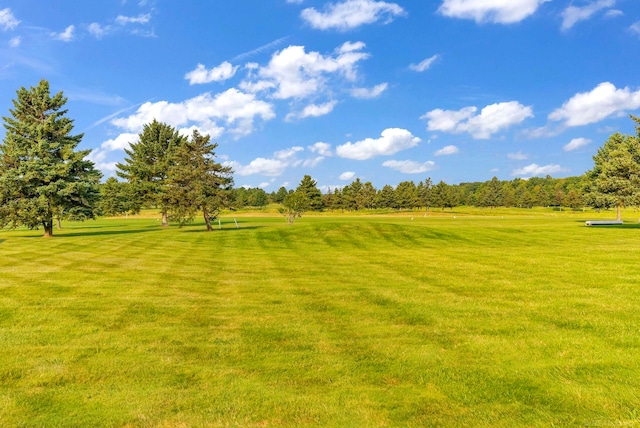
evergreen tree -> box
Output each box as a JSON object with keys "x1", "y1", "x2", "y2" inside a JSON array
[
  {"x1": 163, "y1": 130, "x2": 233, "y2": 231},
  {"x1": 0, "y1": 80, "x2": 101, "y2": 237},
  {"x1": 117, "y1": 120, "x2": 187, "y2": 226},
  {"x1": 296, "y1": 175, "x2": 324, "y2": 211},
  {"x1": 585, "y1": 119, "x2": 640, "y2": 220},
  {"x1": 100, "y1": 177, "x2": 134, "y2": 217}
]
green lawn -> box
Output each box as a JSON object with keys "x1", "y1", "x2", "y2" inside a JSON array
[{"x1": 1, "y1": 209, "x2": 639, "y2": 427}]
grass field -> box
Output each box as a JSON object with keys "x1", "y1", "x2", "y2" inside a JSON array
[{"x1": 1, "y1": 208, "x2": 640, "y2": 427}]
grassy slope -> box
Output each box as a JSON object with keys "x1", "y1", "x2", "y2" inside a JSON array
[{"x1": 1, "y1": 210, "x2": 639, "y2": 426}]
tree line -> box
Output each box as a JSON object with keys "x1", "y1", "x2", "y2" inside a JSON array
[{"x1": 1, "y1": 80, "x2": 639, "y2": 235}]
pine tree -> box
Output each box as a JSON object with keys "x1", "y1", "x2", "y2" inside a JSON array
[
  {"x1": 116, "y1": 120, "x2": 187, "y2": 226},
  {"x1": 0, "y1": 80, "x2": 101, "y2": 237},
  {"x1": 163, "y1": 130, "x2": 233, "y2": 231}
]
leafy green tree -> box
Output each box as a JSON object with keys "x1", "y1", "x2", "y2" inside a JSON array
[
  {"x1": 117, "y1": 120, "x2": 187, "y2": 226},
  {"x1": 418, "y1": 178, "x2": 433, "y2": 212},
  {"x1": 0, "y1": 80, "x2": 101, "y2": 237},
  {"x1": 361, "y1": 181, "x2": 377, "y2": 209},
  {"x1": 395, "y1": 181, "x2": 418, "y2": 210},
  {"x1": 278, "y1": 190, "x2": 309, "y2": 224},
  {"x1": 163, "y1": 130, "x2": 233, "y2": 231},
  {"x1": 273, "y1": 186, "x2": 288, "y2": 203},
  {"x1": 100, "y1": 177, "x2": 134, "y2": 217}
]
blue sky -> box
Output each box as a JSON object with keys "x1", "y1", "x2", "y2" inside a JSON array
[{"x1": 1, "y1": 0, "x2": 640, "y2": 191}]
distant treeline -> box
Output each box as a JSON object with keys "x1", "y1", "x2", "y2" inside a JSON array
[{"x1": 224, "y1": 174, "x2": 589, "y2": 211}]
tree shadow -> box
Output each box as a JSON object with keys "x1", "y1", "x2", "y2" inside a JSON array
[
  {"x1": 178, "y1": 225, "x2": 266, "y2": 233},
  {"x1": 58, "y1": 227, "x2": 162, "y2": 238}
]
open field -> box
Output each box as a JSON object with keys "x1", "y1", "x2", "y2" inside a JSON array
[{"x1": 1, "y1": 209, "x2": 640, "y2": 427}]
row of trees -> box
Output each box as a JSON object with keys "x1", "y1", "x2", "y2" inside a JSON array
[{"x1": 1, "y1": 80, "x2": 639, "y2": 235}]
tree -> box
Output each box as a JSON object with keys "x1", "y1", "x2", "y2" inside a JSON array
[
  {"x1": 296, "y1": 175, "x2": 324, "y2": 211},
  {"x1": 0, "y1": 80, "x2": 101, "y2": 237},
  {"x1": 586, "y1": 119, "x2": 640, "y2": 221},
  {"x1": 117, "y1": 120, "x2": 187, "y2": 226},
  {"x1": 100, "y1": 177, "x2": 134, "y2": 217},
  {"x1": 278, "y1": 190, "x2": 309, "y2": 224},
  {"x1": 163, "y1": 130, "x2": 233, "y2": 231}
]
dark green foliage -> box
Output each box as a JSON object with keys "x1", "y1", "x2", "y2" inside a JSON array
[
  {"x1": 296, "y1": 174, "x2": 324, "y2": 211},
  {"x1": 0, "y1": 80, "x2": 101, "y2": 237},
  {"x1": 99, "y1": 177, "x2": 134, "y2": 217},
  {"x1": 162, "y1": 130, "x2": 233, "y2": 231},
  {"x1": 117, "y1": 120, "x2": 187, "y2": 226},
  {"x1": 585, "y1": 117, "x2": 640, "y2": 220}
]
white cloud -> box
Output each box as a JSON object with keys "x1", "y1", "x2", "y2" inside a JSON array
[
  {"x1": 350, "y1": 83, "x2": 388, "y2": 99},
  {"x1": 228, "y1": 146, "x2": 304, "y2": 177},
  {"x1": 308, "y1": 142, "x2": 333, "y2": 156},
  {"x1": 549, "y1": 82, "x2": 640, "y2": 127},
  {"x1": 185, "y1": 62, "x2": 239, "y2": 85},
  {"x1": 301, "y1": 0, "x2": 405, "y2": 31},
  {"x1": 101, "y1": 132, "x2": 139, "y2": 151},
  {"x1": 563, "y1": 137, "x2": 592, "y2": 152},
  {"x1": 434, "y1": 145, "x2": 459, "y2": 156},
  {"x1": 382, "y1": 160, "x2": 436, "y2": 174},
  {"x1": 340, "y1": 171, "x2": 356, "y2": 180},
  {"x1": 336, "y1": 128, "x2": 421, "y2": 160},
  {"x1": 512, "y1": 163, "x2": 566, "y2": 177},
  {"x1": 423, "y1": 101, "x2": 533, "y2": 139},
  {"x1": 116, "y1": 14, "x2": 151, "y2": 25},
  {"x1": 87, "y1": 149, "x2": 118, "y2": 173},
  {"x1": 88, "y1": 22, "x2": 109, "y2": 38},
  {"x1": 507, "y1": 151, "x2": 529, "y2": 160},
  {"x1": 409, "y1": 54, "x2": 439, "y2": 72},
  {"x1": 630, "y1": 21, "x2": 640, "y2": 36},
  {"x1": 8, "y1": 36, "x2": 20, "y2": 48},
  {"x1": 297, "y1": 100, "x2": 338, "y2": 119},
  {"x1": 0, "y1": 8, "x2": 19, "y2": 31},
  {"x1": 287, "y1": 0, "x2": 304, "y2": 4},
  {"x1": 561, "y1": 0, "x2": 615, "y2": 31},
  {"x1": 248, "y1": 42, "x2": 370, "y2": 100},
  {"x1": 111, "y1": 88, "x2": 275, "y2": 137},
  {"x1": 438, "y1": 0, "x2": 549, "y2": 24},
  {"x1": 53, "y1": 25, "x2": 75, "y2": 42},
  {"x1": 605, "y1": 9, "x2": 623, "y2": 18}
]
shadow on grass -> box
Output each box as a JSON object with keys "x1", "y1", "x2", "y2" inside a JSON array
[
  {"x1": 178, "y1": 225, "x2": 267, "y2": 233},
  {"x1": 51, "y1": 227, "x2": 162, "y2": 238}
]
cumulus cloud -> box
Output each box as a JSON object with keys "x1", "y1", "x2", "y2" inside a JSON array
[
  {"x1": 308, "y1": 142, "x2": 333, "y2": 156},
  {"x1": 244, "y1": 42, "x2": 370, "y2": 100},
  {"x1": 100, "y1": 132, "x2": 139, "y2": 151},
  {"x1": 549, "y1": 82, "x2": 640, "y2": 127},
  {"x1": 438, "y1": 0, "x2": 549, "y2": 24},
  {"x1": 111, "y1": 88, "x2": 275, "y2": 137},
  {"x1": 434, "y1": 145, "x2": 459, "y2": 156},
  {"x1": 632, "y1": 21, "x2": 640, "y2": 35},
  {"x1": 350, "y1": 83, "x2": 388, "y2": 99},
  {"x1": 8, "y1": 36, "x2": 20, "y2": 47},
  {"x1": 507, "y1": 151, "x2": 529, "y2": 160},
  {"x1": 409, "y1": 54, "x2": 440, "y2": 72},
  {"x1": 340, "y1": 171, "x2": 356, "y2": 180},
  {"x1": 563, "y1": 137, "x2": 592, "y2": 152},
  {"x1": 336, "y1": 128, "x2": 421, "y2": 160},
  {"x1": 227, "y1": 146, "x2": 304, "y2": 177},
  {"x1": 301, "y1": 0, "x2": 405, "y2": 31},
  {"x1": 423, "y1": 101, "x2": 533, "y2": 139},
  {"x1": 512, "y1": 163, "x2": 566, "y2": 177},
  {"x1": 382, "y1": 160, "x2": 436, "y2": 174},
  {"x1": 0, "y1": 8, "x2": 19, "y2": 31},
  {"x1": 185, "y1": 62, "x2": 239, "y2": 85},
  {"x1": 53, "y1": 25, "x2": 75, "y2": 42},
  {"x1": 561, "y1": 0, "x2": 615, "y2": 31}
]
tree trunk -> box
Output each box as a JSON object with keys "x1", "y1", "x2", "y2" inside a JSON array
[
  {"x1": 161, "y1": 211, "x2": 168, "y2": 227},
  {"x1": 203, "y1": 207, "x2": 212, "y2": 231},
  {"x1": 617, "y1": 204, "x2": 622, "y2": 221},
  {"x1": 57, "y1": 216, "x2": 62, "y2": 229},
  {"x1": 43, "y1": 219, "x2": 54, "y2": 238}
]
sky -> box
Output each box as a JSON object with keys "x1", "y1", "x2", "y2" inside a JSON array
[{"x1": 1, "y1": 0, "x2": 640, "y2": 191}]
